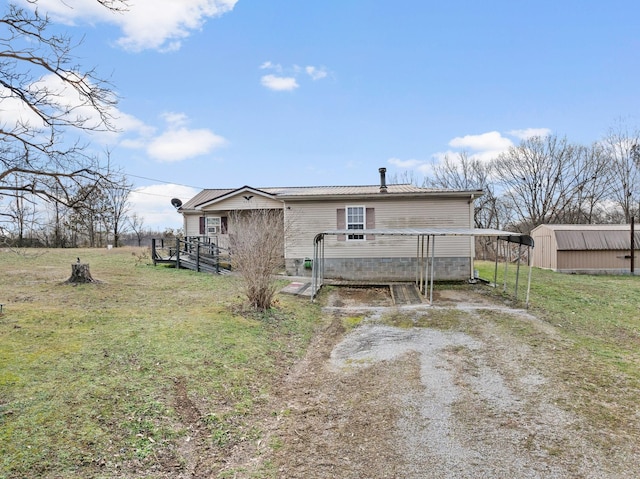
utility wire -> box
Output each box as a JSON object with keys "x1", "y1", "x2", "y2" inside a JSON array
[{"x1": 125, "y1": 173, "x2": 206, "y2": 191}]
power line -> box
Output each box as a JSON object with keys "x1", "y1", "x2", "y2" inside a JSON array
[{"x1": 125, "y1": 173, "x2": 206, "y2": 191}]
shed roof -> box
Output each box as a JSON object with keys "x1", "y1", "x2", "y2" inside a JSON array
[
  {"x1": 531, "y1": 224, "x2": 638, "y2": 250},
  {"x1": 555, "y1": 229, "x2": 640, "y2": 251}
]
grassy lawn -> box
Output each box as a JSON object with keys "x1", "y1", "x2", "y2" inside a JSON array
[
  {"x1": 475, "y1": 260, "x2": 640, "y2": 443},
  {"x1": 2, "y1": 250, "x2": 640, "y2": 477},
  {"x1": 0, "y1": 247, "x2": 320, "y2": 479}
]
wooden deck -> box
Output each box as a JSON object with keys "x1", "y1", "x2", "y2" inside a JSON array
[{"x1": 151, "y1": 238, "x2": 231, "y2": 275}]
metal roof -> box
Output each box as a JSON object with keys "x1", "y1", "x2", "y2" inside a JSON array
[
  {"x1": 555, "y1": 229, "x2": 640, "y2": 251},
  {"x1": 532, "y1": 224, "x2": 638, "y2": 250},
  {"x1": 534, "y1": 224, "x2": 630, "y2": 232},
  {"x1": 316, "y1": 228, "x2": 532, "y2": 245},
  {"x1": 320, "y1": 227, "x2": 520, "y2": 236},
  {"x1": 179, "y1": 184, "x2": 482, "y2": 210}
]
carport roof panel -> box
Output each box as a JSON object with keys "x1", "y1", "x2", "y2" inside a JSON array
[{"x1": 319, "y1": 228, "x2": 526, "y2": 237}]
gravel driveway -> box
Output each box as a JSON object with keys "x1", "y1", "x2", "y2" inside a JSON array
[{"x1": 215, "y1": 286, "x2": 638, "y2": 478}]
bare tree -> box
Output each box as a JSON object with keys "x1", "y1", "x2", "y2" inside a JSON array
[
  {"x1": 427, "y1": 151, "x2": 504, "y2": 229},
  {"x1": 555, "y1": 143, "x2": 613, "y2": 224},
  {"x1": 387, "y1": 169, "x2": 426, "y2": 186},
  {"x1": 426, "y1": 151, "x2": 508, "y2": 259},
  {"x1": 229, "y1": 209, "x2": 285, "y2": 311},
  {"x1": 492, "y1": 135, "x2": 590, "y2": 232},
  {"x1": 128, "y1": 212, "x2": 145, "y2": 247},
  {"x1": 602, "y1": 123, "x2": 640, "y2": 223},
  {"x1": 0, "y1": 1, "x2": 127, "y2": 231},
  {"x1": 102, "y1": 173, "x2": 132, "y2": 247}
]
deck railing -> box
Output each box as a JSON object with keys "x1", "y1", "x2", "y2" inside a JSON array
[{"x1": 151, "y1": 237, "x2": 230, "y2": 273}]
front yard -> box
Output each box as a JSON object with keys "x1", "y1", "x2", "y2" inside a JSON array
[{"x1": 1, "y1": 249, "x2": 640, "y2": 477}]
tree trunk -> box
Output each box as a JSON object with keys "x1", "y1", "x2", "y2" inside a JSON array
[{"x1": 66, "y1": 263, "x2": 96, "y2": 283}]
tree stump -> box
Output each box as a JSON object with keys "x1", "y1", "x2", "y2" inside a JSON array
[{"x1": 66, "y1": 263, "x2": 97, "y2": 284}]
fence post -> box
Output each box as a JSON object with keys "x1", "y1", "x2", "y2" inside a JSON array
[{"x1": 196, "y1": 240, "x2": 200, "y2": 272}]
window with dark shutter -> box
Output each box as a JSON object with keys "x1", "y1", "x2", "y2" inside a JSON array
[
  {"x1": 199, "y1": 216, "x2": 205, "y2": 235},
  {"x1": 221, "y1": 216, "x2": 228, "y2": 234},
  {"x1": 337, "y1": 207, "x2": 375, "y2": 241},
  {"x1": 366, "y1": 208, "x2": 375, "y2": 240},
  {"x1": 347, "y1": 206, "x2": 365, "y2": 240},
  {"x1": 337, "y1": 208, "x2": 346, "y2": 241}
]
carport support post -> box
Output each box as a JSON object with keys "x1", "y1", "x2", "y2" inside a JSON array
[
  {"x1": 503, "y1": 240, "x2": 509, "y2": 292},
  {"x1": 424, "y1": 235, "x2": 431, "y2": 296},
  {"x1": 525, "y1": 247, "x2": 533, "y2": 308},
  {"x1": 321, "y1": 235, "x2": 325, "y2": 284},
  {"x1": 514, "y1": 243, "x2": 522, "y2": 300},
  {"x1": 421, "y1": 235, "x2": 426, "y2": 294},
  {"x1": 416, "y1": 236, "x2": 423, "y2": 292},
  {"x1": 429, "y1": 235, "x2": 435, "y2": 304},
  {"x1": 493, "y1": 238, "x2": 499, "y2": 286},
  {"x1": 311, "y1": 235, "x2": 320, "y2": 300}
]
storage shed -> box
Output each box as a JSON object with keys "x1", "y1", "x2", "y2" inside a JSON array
[{"x1": 531, "y1": 224, "x2": 640, "y2": 274}]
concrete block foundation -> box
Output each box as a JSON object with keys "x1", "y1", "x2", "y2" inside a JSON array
[{"x1": 285, "y1": 257, "x2": 472, "y2": 282}]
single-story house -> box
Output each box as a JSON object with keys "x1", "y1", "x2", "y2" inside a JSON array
[
  {"x1": 177, "y1": 168, "x2": 484, "y2": 281},
  {"x1": 531, "y1": 224, "x2": 640, "y2": 274}
]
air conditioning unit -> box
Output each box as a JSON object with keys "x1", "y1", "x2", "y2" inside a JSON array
[{"x1": 206, "y1": 217, "x2": 221, "y2": 235}]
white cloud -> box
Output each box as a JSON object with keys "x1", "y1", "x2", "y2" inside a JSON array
[
  {"x1": 259, "y1": 61, "x2": 282, "y2": 72},
  {"x1": 20, "y1": 0, "x2": 238, "y2": 52},
  {"x1": 259, "y1": 61, "x2": 328, "y2": 90},
  {"x1": 129, "y1": 184, "x2": 199, "y2": 229},
  {"x1": 429, "y1": 128, "x2": 554, "y2": 167},
  {"x1": 387, "y1": 158, "x2": 432, "y2": 176},
  {"x1": 116, "y1": 111, "x2": 227, "y2": 162},
  {"x1": 146, "y1": 126, "x2": 227, "y2": 163},
  {"x1": 449, "y1": 131, "x2": 514, "y2": 152},
  {"x1": 305, "y1": 66, "x2": 328, "y2": 80},
  {"x1": 260, "y1": 74, "x2": 299, "y2": 92},
  {"x1": 388, "y1": 158, "x2": 422, "y2": 169},
  {"x1": 508, "y1": 128, "x2": 552, "y2": 140},
  {"x1": 388, "y1": 128, "x2": 554, "y2": 181},
  {"x1": 161, "y1": 112, "x2": 190, "y2": 127}
]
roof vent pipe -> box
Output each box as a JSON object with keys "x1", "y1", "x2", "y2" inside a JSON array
[{"x1": 379, "y1": 167, "x2": 388, "y2": 193}]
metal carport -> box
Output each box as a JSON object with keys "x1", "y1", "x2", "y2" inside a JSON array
[{"x1": 311, "y1": 228, "x2": 535, "y2": 306}]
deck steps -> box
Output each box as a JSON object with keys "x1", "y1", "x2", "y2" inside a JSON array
[{"x1": 390, "y1": 283, "x2": 423, "y2": 305}]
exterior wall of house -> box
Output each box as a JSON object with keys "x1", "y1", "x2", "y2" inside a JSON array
[
  {"x1": 284, "y1": 196, "x2": 474, "y2": 280},
  {"x1": 203, "y1": 194, "x2": 284, "y2": 211},
  {"x1": 185, "y1": 205, "x2": 284, "y2": 253},
  {"x1": 184, "y1": 212, "x2": 201, "y2": 237}
]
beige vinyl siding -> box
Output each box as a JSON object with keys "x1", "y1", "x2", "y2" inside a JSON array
[
  {"x1": 184, "y1": 213, "x2": 202, "y2": 237},
  {"x1": 201, "y1": 194, "x2": 283, "y2": 211},
  {"x1": 284, "y1": 197, "x2": 473, "y2": 259}
]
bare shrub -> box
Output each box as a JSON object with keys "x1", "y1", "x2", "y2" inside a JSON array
[{"x1": 229, "y1": 209, "x2": 285, "y2": 311}]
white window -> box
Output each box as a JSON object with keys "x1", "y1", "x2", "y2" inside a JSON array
[
  {"x1": 206, "y1": 216, "x2": 221, "y2": 235},
  {"x1": 347, "y1": 206, "x2": 365, "y2": 240}
]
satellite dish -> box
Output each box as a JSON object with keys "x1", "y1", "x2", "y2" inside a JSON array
[{"x1": 171, "y1": 198, "x2": 183, "y2": 208}]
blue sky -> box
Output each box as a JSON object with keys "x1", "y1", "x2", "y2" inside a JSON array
[{"x1": 16, "y1": 0, "x2": 640, "y2": 229}]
